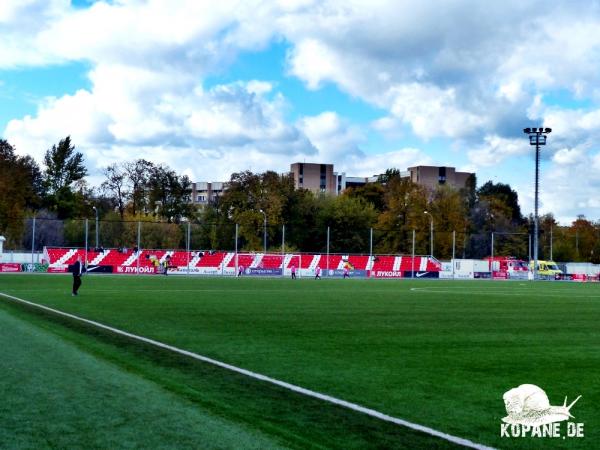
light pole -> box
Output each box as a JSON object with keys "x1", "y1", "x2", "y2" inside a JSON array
[
  {"x1": 523, "y1": 127, "x2": 552, "y2": 280},
  {"x1": 92, "y1": 206, "x2": 99, "y2": 248},
  {"x1": 259, "y1": 209, "x2": 267, "y2": 253},
  {"x1": 424, "y1": 210, "x2": 433, "y2": 257}
]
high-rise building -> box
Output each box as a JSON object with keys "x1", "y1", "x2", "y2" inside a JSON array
[
  {"x1": 290, "y1": 163, "x2": 336, "y2": 194},
  {"x1": 407, "y1": 166, "x2": 473, "y2": 191},
  {"x1": 191, "y1": 181, "x2": 228, "y2": 205}
]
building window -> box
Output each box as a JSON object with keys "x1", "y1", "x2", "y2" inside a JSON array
[{"x1": 438, "y1": 167, "x2": 446, "y2": 184}]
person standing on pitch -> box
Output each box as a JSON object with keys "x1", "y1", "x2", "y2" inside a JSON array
[
  {"x1": 291, "y1": 264, "x2": 297, "y2": 279},
  {"x1": 315, "y1": 266, "x2": 321, "y2": 280},
  {"x1": 72, "y1": 256, "x2": 85, "y2": 296},
  {"x1": 343, "y1": 265, "x2": 350, "y2": 279}
]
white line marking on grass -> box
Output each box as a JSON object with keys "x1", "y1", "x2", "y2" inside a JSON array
[
  {"x1": 409, "y1": 287, "x2": 600, "y2": 298},
  {"x1": 0, "y1": 291, "x2": 494, "y2": 450}
]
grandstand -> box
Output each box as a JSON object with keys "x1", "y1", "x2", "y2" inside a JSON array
[{"x1": 43, "y1": 247, "x2": 442, "y2": 278}]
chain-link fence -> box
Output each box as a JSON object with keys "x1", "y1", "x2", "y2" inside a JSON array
[{"x1": 0, "y1": 217, "x2": 548, "y2": 261}]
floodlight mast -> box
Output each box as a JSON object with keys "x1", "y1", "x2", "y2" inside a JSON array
[{"x1": 523, "y1": 127, "x2": 552, "y2": 280}]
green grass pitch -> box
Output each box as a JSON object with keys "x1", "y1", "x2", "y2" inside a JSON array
[{"x1": 1, "y1": 274, "x2": 599, "y2": 449}]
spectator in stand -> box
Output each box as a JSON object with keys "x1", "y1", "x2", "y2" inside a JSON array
[{"x1": 315, "y1": 266, "x2": 321, "y2": 280}]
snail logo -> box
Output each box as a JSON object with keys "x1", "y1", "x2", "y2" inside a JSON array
[{"x1": 500, "y1": 384, "x2": 584, "y2": 438}]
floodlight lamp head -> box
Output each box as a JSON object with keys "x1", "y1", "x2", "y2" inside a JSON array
[
  {"x1": 545, "y1": 127, "x2": 552, "y2": 133},
  {"x1": 524, "y1": 128, "x2": 531, "y2": 133}
]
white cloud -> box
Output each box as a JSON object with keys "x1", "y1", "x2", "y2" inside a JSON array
[
  {"x1": 5, "y1": 73, "x2": 318, "y2": 180},
  {"x1": 297, "y1": 111, "x2": 431, "y2": 176},
  {"x1": 3, "y1": 0, "x2": 600, "y2": 221},
  {"x1": 467, "y1": 135, "x2": 526, "y2": 168}
]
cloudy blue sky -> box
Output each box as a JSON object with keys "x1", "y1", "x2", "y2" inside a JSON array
[{"x1": 2, "y1": 0, "x2": 600, "y2": 224}]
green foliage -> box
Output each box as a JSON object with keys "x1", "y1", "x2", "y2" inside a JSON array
[
  {"x1": 375, "y1": 178, "x2": 428, "y2": 254},
  {"x1": 0, "y1": 140, "x2": 44, "y2": 247},
  {"x1": 42, "y1": 136, "x2": 89, "y2": 219},
  {"x1": 146, "y1": 165, "x2": 193, "y2": 223},
  {"x1": 345, "y1": 182, "x2": 386, "y2": 212},
  {"x1": 317, "y1": 194, "x2": 377, "y2": 253},
  {"x1": 477, "y1": 180, "x2": 523, "y2": 224},
  {"x1": 101, "y1": 164, "x2": 128, "y2": 219}
]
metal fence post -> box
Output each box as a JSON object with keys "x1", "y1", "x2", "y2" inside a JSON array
[
  {"x1": 411, "y1": 229, "x2": 415, "y2": 279},
  {"x1": 136, "y1": 221, "x2": 141, "y2": 276},
  {"x1": 235, "y1": 223, "x2": 239, "y2": 276},
  {"x1": 282, "y1": 224, "x2": 285, "y2": 277},
  {"x1": 187, "y1": 221, "x2": 191, "y2": 275},
  {"x1": 326, "y1": 226, "x2": 330, "y2": 273},
  {"x1": 85, "y1": 219, "x2": 88, "y2": 266},
  {"x1": 452, "y1": 230, "x2": 456, "y2": 280},
  {"x1": 31, "y1": 215, "x2": 36, "y2": 265},
  {"x1": 491, "y1": 231, "x2": 494, "y2": 280}
]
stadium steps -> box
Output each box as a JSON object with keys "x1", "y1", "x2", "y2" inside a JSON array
[
  {"x1": 160, "y1": 251, "x2": 174, "y2": 263},
  {"x1": 393, "y1": 256, "x2": 401, "y2": 271},
  {"x1": 90, "y1": 250, "x2": 108, "y2": 265},
  {"x1": 365, "y1": 256, "x2": 375, "y2": 271},
  {"x1": 283, "y1": 254, "x2": 294, "y2": 269},
  {"x1": 227, "y1": 253, "x2": 255, "y2": 268},
  {"x1": 50, "y1": 248, "x2": 77, "y2": 267},
  {"x1": 250, "y1": 253, "x2": 263, "y2": 268},
  {"x1": 123, "y1": 251, "x2": 140, "y2": 266},
  {"x1": 189, "y1": 252, "x2": 202, "y2": 267},
  {"x1": 221, "y1": 252, "x2": 235, "y2": 268},
  {"x1": 307, "y1": 254, "x2": 320, "y2": 270}
]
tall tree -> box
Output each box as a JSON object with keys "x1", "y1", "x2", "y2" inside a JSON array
[
  {"x1": 101, "y1": 163, "x2": 129, "y2": 219},
  {"x1": 43, "y1": 136, "x2": 87, "y2": 194},
  {"x1": 477, "y1": 181, "x2": 523, "y2": 224},
  {"x1": 43, "y1": 136, "x2": 88, "y2": 218},
  {"x1": 428, "y1": 186, "x2": 469, "y2": 259},
  {"x1": 318, "y1": 194, "x2": 377, "y2": 253},
  {"x1": 0, "y1": 140, "x2": 43, "y2": 247},
  {"x1": 147, "y1": 165, "x2": 193, "y2": 223},
  {"x1": 345, "y1": 183, "x2": 386, "y2": 212},
  {"x1": 375, "y1": 177, "x2": 428, "y2": 254},
  {"x1": 124, "y1": 159, "x2": 154, "y2": 215}
]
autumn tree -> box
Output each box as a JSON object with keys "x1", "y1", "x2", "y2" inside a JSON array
[
  {"x1": 0, "y1": 140, "x2": 43, "y2": 247},
  {"x1": 375, "y1": 177, "x2": 428, "y2": 254},
  {"x1": 427, "y1": 186, "x2": 469, "y2": 259}
]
